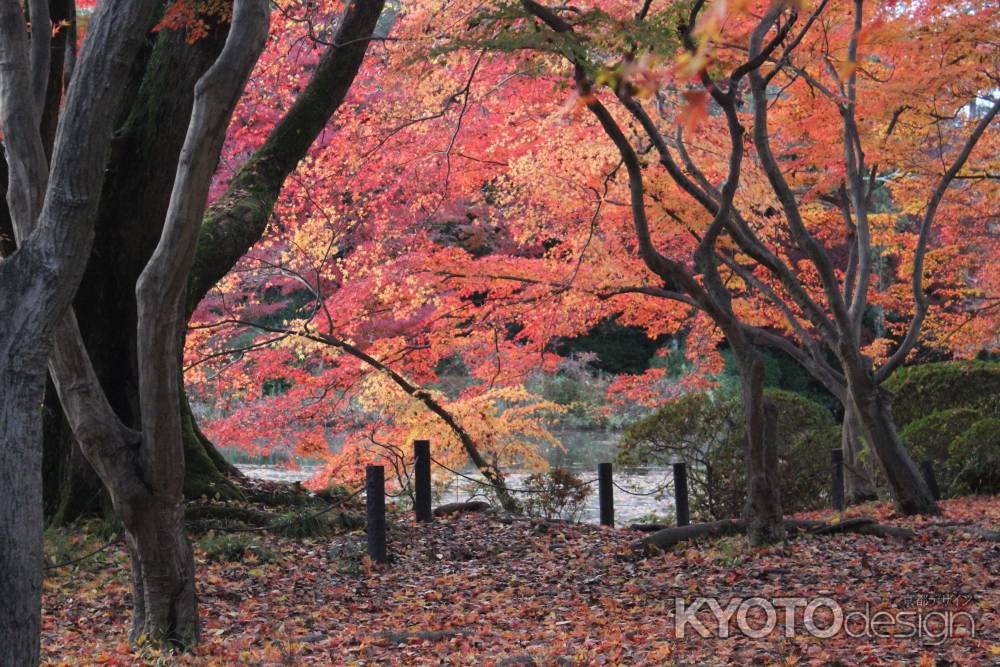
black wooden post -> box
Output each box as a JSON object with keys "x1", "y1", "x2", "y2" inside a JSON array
[
  {"x1": 831, "y1": 449, "x2": 845, "y2": 511},
  {"x1": 920, "y1": 460, "x2": 941, "y2": 501},
  {"x1": 366, "y1": 465, "x2": 387, "y2": 563},
  {"x1": 414, "y1": 439, "x2": 432, "y2": 523},
  {"x1": 598, "y1": 462, "x2": 614, "y2": 527},
  {"x1": 673, "y1": 461, "x2": 690, "y2": 527}
]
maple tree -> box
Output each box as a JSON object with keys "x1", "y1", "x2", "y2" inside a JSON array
[
  {"x1": 422, "y1": 0, "x2": 999, "y2": 526},
  {"x1": 2, "y1": 0, "x2": 998, "y2": 660},
  {"x1": 186, "y1": 0, "x2": 1000, "y2": 541}
]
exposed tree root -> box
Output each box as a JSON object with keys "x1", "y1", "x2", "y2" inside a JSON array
[{"x1": 631, "y1": 517, "x2": 917, "y2": 555}]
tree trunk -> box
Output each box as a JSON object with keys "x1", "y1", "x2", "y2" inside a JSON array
[
  {"x1": 42, "y1": 375, "x2": 108, "y2": 524},
  {"x1": 736, "y1": 344, "x2": 785, "y2": 546},
  {"x1": 850, "y1": 377, "x2": 938, "y2": 515},
  {"x1": 0, "y1": 362, "x2": 47, "y2": 666},
  {"x1": 133, "y1": 0, "x2": 267, "y2": 645},
  {"x1": 38, "y1": 11, "x2": 239, "y2": 517},
  {"x1": 0, "y1": 0, "x2": 163, "y2": 661},
  {"x1": 39, "y1": 0, "x2": 267, "y2": 651},
  {"x1": 841, "y1": 397, "x2": 878, "y2": 504},
  {"x1": 124, "y1": 503, "x2": 199, "y2": 646}
]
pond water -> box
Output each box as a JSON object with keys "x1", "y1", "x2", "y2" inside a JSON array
[{"x1": 236, "y1": 463, "x2": 678, "y2": 526}]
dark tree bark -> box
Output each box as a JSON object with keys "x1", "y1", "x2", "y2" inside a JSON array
[
  {"x1": 41, "y1": 0, "x2": 390, "y2": 520},
  {"x1": 39, "y1": 7, "x2": 243, "y2": 520},
  {"x1": 132, "y1": 1, "x2": 269, "y2": 641},
  {"x1": 44, "y1": 0, "x2": 269, "y2": 648},
  {"x1": 737, "y1": 348, "x2": 784, "y2": 545},
  {"x1": 841, "y1": 398, "x2": 878, "y2": 504},
  {"x1": 848, "y1": 371, "x2": 938, "y2": 515},
  {"x1": 0, "y1": 0, "x2": 163, "y2": 661}
]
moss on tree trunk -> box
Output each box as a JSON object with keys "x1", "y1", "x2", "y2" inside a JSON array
[{"x1": 181, "y1": 390, "x2": 243, "y2": 501}]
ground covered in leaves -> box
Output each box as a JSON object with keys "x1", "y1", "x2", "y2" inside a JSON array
[{"x1": 42, "y1": 496, "x2": 1000, "y2": 665}]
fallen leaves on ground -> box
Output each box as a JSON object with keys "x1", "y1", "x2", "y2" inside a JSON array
[{"x1": 42, "y1": 495, "x2": 1000, "y2": 665}]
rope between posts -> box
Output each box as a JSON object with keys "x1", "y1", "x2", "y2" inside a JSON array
[
  {"x1": 427, "y1": 456, "x2": 679, "y2": 496},
  {"x1": 429, "y1": 455, "x2": 601, "y2": 493},
  {"x1": 612, "y1": 479, "x2": 674, "y2": 497}
]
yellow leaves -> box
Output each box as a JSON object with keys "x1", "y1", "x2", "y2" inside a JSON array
[
  {"x1": 593, "y1": 67, "x2": 618, "y2": 89},
  {"x1": 675, "y1": 50, "x2": 711, "y2": 81}
]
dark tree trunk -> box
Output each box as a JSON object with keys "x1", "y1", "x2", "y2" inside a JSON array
[
  {"x1": 0, "y1": 361, "x2": 47, "y2": 666},
  {"x1": 849, "y1": 373, "x2": 938, "y2": 515},
  {"x1": 131, "y1": 0, "x2": 268, "y2": 643},
  {"x1": 0, "y1": 150, "x2": 14, "y2": 257},
  {"x1": 43, "y1": 0, "x2": 269, "y2": 648},
  {"x1": 0, "y1": 0, "x2": 163, "y2": 660},
  {"x1": 735, "y1": 344, "x2": 785, "y2": 546},
  {"x1": 181, "y1": 386, "x2": 244, "y2": 500},
  {"x1": 120, "y1": 500, "x2": 199, "y2": 645},
  {"x1": 42, "y1": 376, "x2": 108, "y2": 524},
  {"x1": 841, "y1": 398, "x2": 878, "y2": 504},
  {"x1": 39, "y1": 12, "x2": 240, "y2": 518}
]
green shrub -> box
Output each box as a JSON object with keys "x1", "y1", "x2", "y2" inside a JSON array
[
  {"x1": 522, "y1": 467, "x2": 592, "y2": 521},
  {"x1": 900, "y1": 407, "x2": 983, "y2": 481},
  {"x1": 618, "y1": 388, "x2": 837, "y2": 519},
  {"x1": 947, "y1": 418, "x2": 1000, "y2": 495},
  {"x1": 884, "y1": 361, "x2": 1000, "y2": 429}
]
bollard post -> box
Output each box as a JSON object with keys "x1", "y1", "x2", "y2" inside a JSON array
[
  {"x1": 831, "y1": 449, "x2": 845, "y2": 511},
  {"x1": 414, "y1": 440, "x2": 432, "y2": 523},
  {"x1": 598, "y1": 462, "x2": 614, "y2": 527},
  {"x1": 366, "y1": 465, "x2": 387, "y2": 563},
  {"x1": 673, "y1": 461, "x2": 690, "y2": 527},
  {"x1": 920, "y1": 460, "x2": 941, "y2": 501}
]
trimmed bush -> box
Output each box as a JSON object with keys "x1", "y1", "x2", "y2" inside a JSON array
[
  {"x1": 947, "y1": 418, "x2": 1000, "y2": 495},
  {"x1": 618, "y1": 388, "x2": 838, "y2": 519},
  {"x1": 900, "y1": 407, "x2": 983, "y2": 474},
  {"x1": 884, "y1": 361, "x2": 1000, "y2": 429}
]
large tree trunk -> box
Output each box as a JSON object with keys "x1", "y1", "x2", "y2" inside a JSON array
[
  {"x1": 45, "y1": 0, "x2": 268, "y2": 649},
  {"x1": 38, "y1": 9, "x2": 240, "y2": 519},
  {"x1": 735, "y1": 343, "x2": 785, "y2": 546},
  {"x1": 841, "y1": 397, "x2": 878, "y2": 504},
  {"x1": 0, "y1": 361, "x2": 47, "y2": 665},
  {"x1": 42, "y1": 376, "x2": 108, "y2": 523},
  {"x1": 850, "y1": 374, "x2": 938, "y2": 515},
  {"x1": 133, "y1": 0, "x2": 267, "y2": 645},
  {"x1": 0, "y1": 0, "x2": 162, "y2": 660},
  {"x1": 125, "y1": 515, "x2": 198, "y2": 646},
  {"x1": 48, "y1": 315, "x2": 203, "y2": 647},
  {"x1": 38, "y1": 0, "x2": 390, "y2": 522}
]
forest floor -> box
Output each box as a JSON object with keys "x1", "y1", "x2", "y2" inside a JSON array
[{"x1": 41, "y1": 495, "x2": 1000, "y2": 666}]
